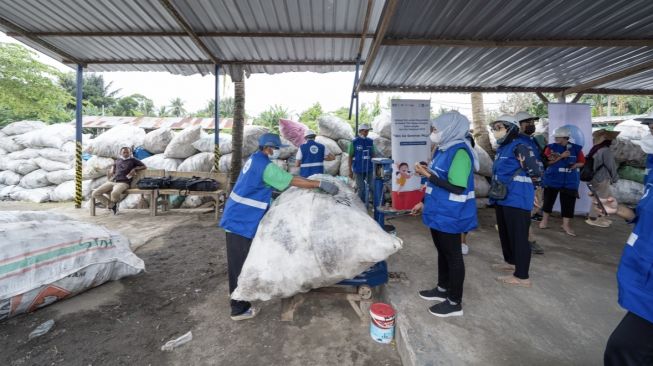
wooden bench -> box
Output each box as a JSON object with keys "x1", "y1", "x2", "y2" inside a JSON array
[{"x1": 90, "y1": 169, "x2": 227, "y2": 220}]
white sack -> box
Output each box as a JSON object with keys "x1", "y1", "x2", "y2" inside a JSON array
[
  {"x1": 1, "y1": 121, "x2": 46, "y2": 136},
  {"x1": 317, "y1": 115, "x2": 354, "y2": 140},
  {"x1": 243, "y1": 126, "x2": 270, "y2": 156},
  {"x1": 315, "y1": 136, "x2": 342, "y2": 155},
  {"x1": 50, "y1": 180, "x2": 92, "y2": 201},
  {"x1": 0, "y1": 212, "x2": 144, "y2": 319},
  {"x1": 0, "y1": 171, "x2": 21, "y2": 186},
  {"x1": 178, "y1": 152, "x2": 215, "y2": 172},
  {"x1": 14, "y1": 123, "x2": 75, "y2": 149},
  {"x1": 164, "y1": 126, "x2": 201, "y2": 159},
  {"x1": 7, "y1": 148, "x2": 40, "y2": 160},
  {"x1": 232, "y1": 176, "x2": 403, "y2": 301},
  {"x1": 141, "y1": 154, "x2": 183, "y2": 172},
  {"x1": 62, "y1": 141, "x2": 76, "y2": 154},
  {"x1": 337, "y1": 139, "x2": 351, "y2": 153},
  {"x1": 612, "y1": 179, "x2": 645, "y2": 206},
  {"x1": 181, "y1": 195, "x2": 204, "y2": 208},
  {"x1": 46, "y1": 169, "x2": 75, "y2": 185},
  {"x1": 83, "y1": 156, "x2": 114, "y2": 179},
  {"x1": 33, "y1": 157, "x2": 72, "y2": 172},
  {"x1": 9, "y1": 159, "x2": 39, "y2": 175},
  {"x1": 0, "y1": 147, "x2": 6, "y2": 155},
  {"x1": 368, "y1": 131, "x2": 380, "y2": 140},
  {"x1": 118, "y1": 194, "x2": 146, "y2": 210},
  {"x1": 218, "y1": 153, "x2": 232, "y2": 174},
  {"x1": 88, "y1": 125, "x2": 146, "y2": 158},
  {"x1": 0, "y1": 136, "x2": 24, "y2": 152},
  {"x1": 192, "y1": 134, "x2": 233, "y2": 155},
  {"x1": 339, "y1": 153, "x2": 351, "y2": 177},
  {"x1": 10, "y1": 187, "x2": 52, "y2": 203},
  {"x1": 19, "y1": 169, "x2": 50, "y2": 189},
  {"x1": 614, "y1": 119, "x2": 651, "y2": 141},
  {"x1": 474, "y1": 174, "x2": 490, "y2": 198},
  {"x1": 372, "y1": 112, "x2": 392, "y2": 139},
  {"x1": 474, "y1": 144, "x2": 494, "y2": 177},
  {"x1": 38, "y1": 148, "x2": 73, "y2": 163},
  {"x1": 610, "y1": 137, "x2": 647, "y2": 168},
  {"x1": 0, "y1": 185, "x2": 21, "y2": 200},
  {"x1": 324, "y1": 155, "x2": 341, "y2": 176},
  {"x1": 143, "y1": 128, "x2": 173, "y2": 154},
  {"x1": 277, "y1": 137, "x2": 298, "y2": 160},
  {"x1": 374, "y1": 137, "x2": 392, "y2": 158}
]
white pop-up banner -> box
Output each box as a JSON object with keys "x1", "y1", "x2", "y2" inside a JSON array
[
  {"x1": 547, "y1": 103, "x2": 592, "y2": 214},
  {"x1": 390, "y1": 99, "x2": 431, "y2": 210}
]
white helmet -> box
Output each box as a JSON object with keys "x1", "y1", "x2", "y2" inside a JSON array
[
  {"x1": 514, "y1": 111, "x2": 539, "y2": 123},
  {"x1": 492, "y1": 114, "x2": 519, "y2": 128},
  {"x1": 358, "y1": 123, "x2": 371, "y2": 131},
  {"x1": 553, "y1": 126, "x2": 571, "y2": 138},
  {"x1": 304, "y1": 129, "x2": 317, "y2": 138}
]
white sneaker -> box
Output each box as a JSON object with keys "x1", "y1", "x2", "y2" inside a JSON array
[
  {"x1": 461, "y1": 243, "x2": 469, "y2": 255},
  {"x1": 230, "y1": 306, "x2": 259, "y2": 321}
]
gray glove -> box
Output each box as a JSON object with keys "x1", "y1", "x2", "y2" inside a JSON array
[{"x1": 318, "y1": 180, "x2": 339, "y2": 195}]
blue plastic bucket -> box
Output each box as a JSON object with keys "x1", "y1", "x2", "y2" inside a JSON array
[{"x1": 370, "y1": 302, "x2": 395, "y2": 344}]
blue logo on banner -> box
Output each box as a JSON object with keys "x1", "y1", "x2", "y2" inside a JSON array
[{"x1": 400, "y1": 141, "x2": 427, "y2": 146}]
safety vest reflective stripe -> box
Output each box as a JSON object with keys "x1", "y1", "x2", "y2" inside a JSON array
[
  {"x1": 627, "y1": 232, "x2": 638, "y2": 246},
  {"x1": 646, "y1": 168, "x2": 650, "y2": 175},
  {"x1": 448, "y1": 191, "x2": 476, "y2": 202},
  {"x1": 513, "y1": 175, "x2": 532, "y2": 183},
  {"x1": 229, "y1": 191, "x2": 268, "y2": 210},
  {"x1": 300, "y1": 162, "x2": 324, "y2": 167},
  {"x1": 558, "y1": 168, "x2": 573, "y2": 173}
]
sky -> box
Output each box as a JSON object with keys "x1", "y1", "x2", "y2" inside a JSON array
[{"x1": 1, "y1": 32, "x2": 508, "y2": 119}]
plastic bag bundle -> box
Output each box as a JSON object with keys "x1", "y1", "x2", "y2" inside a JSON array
[
  {"x1": 141, "y1": 154, "x2": 183, "y2": 171},
  {"x1": 177, "y1": 152, "x2": 214, "y2": 172},
  {"x1": 279, "y1": 119, "x2": 308, "y2": 147},
  {"x1": 317, "y1": 115, "x2": 354, "y2": 140},
  {"x1": 192, "y1": 134, "x2": 233, "y2": 155},
  {"x1": 610, "y1": 138, "x2": 646, "y2": 168},
  {"x1": 143, "y1": 128, "x2": 173, "y2": 154},
  {"x1": 372, "y1": 112, "x2": 392, "y2": 139},
  {"x1": 315, "y1": 136, "x2": 342, "y2": 155},
  {"x1": 87, "y1": 125, "x2": 146, "y2": 158},
  {"x1": 232, "y1": 175, "x2": 403, "y2": 301},
  {"x1": 164, "y1": 126, "x2": 201, "y2": 159},
  {"x1": 612, "y1": 179, "x2": 645, "y2": 205}
]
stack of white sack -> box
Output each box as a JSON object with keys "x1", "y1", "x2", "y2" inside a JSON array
[{"x1": 231, "y1": 175, "x2": 403, "y2": 301}]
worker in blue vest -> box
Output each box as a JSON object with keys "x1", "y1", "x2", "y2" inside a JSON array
[
  {"x1": 295, "y1": 129, "x2": 335, "y2": 178},
  {"x1": 635, "y1": 112, "x2": 653, "y2": 185},
  {"x1": 515, "y1": 111, "x2": 546, "y2": 255},
  {"x1": 599, "y1": 183, "x2": 653, "y2": 365},
  {"x1": 219, "y1": 133, "x2": 339, "y2": 321},
  {"x1": 539, "y1": 126, "x2": 585, "y2": 236},
  {"x1": 348, "y1": 123, "x2": 376, "y2": 202},
  {"x1": 410, "y1": 111, "x2": 477, "y2": 317},
  {"x1": 489, "y1": 115, "x2": 543, "y2": 287}
]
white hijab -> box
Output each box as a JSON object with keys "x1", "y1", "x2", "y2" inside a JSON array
[{"x1": 432, "y1": 111, "x2": 478, "y2": 171}]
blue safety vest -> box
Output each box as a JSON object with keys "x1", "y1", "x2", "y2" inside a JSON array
[
  {"x1": 490, "y1": 139, "x2": 535, "y2": 211},
  {"x1": 517, "y1": 134, "x2": 543, "y2": 163},
  {"x1": 617, "y1": 183, "x2": 653, "y2": 323},
  {"x1": 219, "y1": 151, "x2": 273, "y2": 239},
  {"x1": 351, "y1": 136, "x2": 374, "y2": 173},
  {"x1": 422, "y1": 142, "x2": 478, "y2": 234},
  {"x1": 299, "y1": 140, "x2": 326, "y2": 178},
  {"x1": 543, "y1": 143, "x2": 583, "y2": 190},
  {"x1": 645, "y1": 154, "x2": 653, "y2": 185}
]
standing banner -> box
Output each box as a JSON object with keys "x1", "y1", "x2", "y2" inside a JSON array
[
  {"x1": 547, "y1": 103, "x2": 592, "y2": 214},
  {"x1": 390, "y1": 99, "x2": 431, "y2": 209}
]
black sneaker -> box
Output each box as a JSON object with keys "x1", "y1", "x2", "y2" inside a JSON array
[
  {"x1": 418, "y1": 287, "x2": 447, "y2": 301},
  {"x1": 530, "y1": 241, "x2": 544, "y2": 254},
  {"x1": 531, "y1": 213, "x2": 543, "y2": 222},
  {"x1": 429, "y1": 299, "x2": 463, "y2": 318}
]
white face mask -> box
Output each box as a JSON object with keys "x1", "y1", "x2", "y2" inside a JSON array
[
  {"x1": 430, "y1": 131, "x2": 443, "y2": 145},
  {"x1": 270, "y1": 149, "x2": 281, "y2": 160}
]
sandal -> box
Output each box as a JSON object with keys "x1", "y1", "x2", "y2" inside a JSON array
[
  {"x1": 497, "y1": 275, "x2": 532, "y2": 288},
  {"x1": 491, "y1": 263, "x2": 515, "y2": 272}
]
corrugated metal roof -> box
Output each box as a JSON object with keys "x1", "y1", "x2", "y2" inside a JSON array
[
  {"x1": 0, "y1": 0, "x2": 380, "y2": 78},
  {"x1": 80, "y1": 116, "x2": 251, "y2": 130},
  {"x1": 360, "y1": 0, "x2": 653, "y2": 93}
]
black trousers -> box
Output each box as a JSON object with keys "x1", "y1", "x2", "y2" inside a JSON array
[
  {"x1": 542, "y1": 187, "x2": 577, "y2": 218},
  {"x1": 605, "y1": 312, "x2": 653, "y2": 366},
  {"x1": 225, "y1": 232, "x2": 253, "y2": 316},
  {"x1": 495, "y1": 205, "x2": 532, "y2": 279},
  {"x1": 430, "y1": 229, "x2": 465, "y2": 304}
]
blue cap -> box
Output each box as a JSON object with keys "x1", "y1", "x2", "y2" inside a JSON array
[{"x1": 258, "y1": 133, "x2": 288, "y2": 149}]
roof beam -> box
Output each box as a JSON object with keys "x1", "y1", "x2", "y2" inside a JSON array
[
  {"x1": 564, "y1": 59, "x2": 653, "y2": 95},
  {"x1": 381, "y1": 38, "x2": 653, "y2": 48},
  {"x1": 357, "y1": 0, "x2": 399, "y2": 92},
  {"x1": 158, "y1": 0, "x2": 220, "y2": 64},
  {"x1": 62, "y1": 59, "x2": 363, "y2": 66},
  {"x1": 8, "y1": 31, "x2": 374, "y2": 39},
  {"x1": 360, "y1": 85, "x2": 653, "y2": 95},
  {"x1": 357, "y1": 0, "x2": 374, "y2": 57},
  {"x1": 536, "y1": 92, "x2": 550, "y2": 104},
  {"x1": 0, "y1": 16, "x2": 84, "y2": 65}
]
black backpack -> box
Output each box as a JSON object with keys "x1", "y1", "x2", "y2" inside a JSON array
[
  {"x1": 137, "y1": 176, "x2": 172, "y2": 189},
  {"x1": 169, "y1": 177, "x2": 219, "y2": 192},
  {"x1": 580, "y1": 150, "x2": 608, "y2": 182}
]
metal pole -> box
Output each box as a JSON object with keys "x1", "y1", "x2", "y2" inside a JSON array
[
  {"x1": 213, "y1": 64, "x2": 221, "y2": 173},
  {"x1": 348, "y1": 55, "x2": 361, "y2": 121},
  {"x1": 74, "y1": 64, "x2": 83, "y2": 208}
]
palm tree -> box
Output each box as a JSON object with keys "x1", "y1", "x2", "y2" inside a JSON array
[
  {"x1": 158, "y1": 106, "x2": 169, "y2": 117},
  {"x1": 471, "y1": 92, "x2": 493, "y2": 157},
  {"x1": 230, "y1": 74, "x2": 245, "y2": 189},
  {"x1": 169, "y1": 98, "x2": 186, "y2": 117}
]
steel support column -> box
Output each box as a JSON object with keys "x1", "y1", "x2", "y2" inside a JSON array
[
  {"x1": 74, "y1": 64, "x2": 83, "y2": 208},
  {"x1": 349, "y1": 56, "x2": 361, "y2": 132},
  {"x1": 214, "y1": 64, "x2": 221, "y2": 173}
]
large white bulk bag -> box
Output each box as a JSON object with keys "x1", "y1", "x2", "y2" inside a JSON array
[
  {"x1": 371, "y1": 112, "x2": 392, "y2": 139},
  {"x1": 474, "y1": 144, "x2": 494, "y2": 177},
  {"x1": 317, "y1": 115, "x2": 354, "y2": 140},
  {"x1": 10, "y1": 187, "x2": 53, "y2": 203},
  {"x1": 14, "y1": 123, "x2": 75, "y2": 149},
  {"x1": 50, "y1": 180, "x2": 92, "y2": 201},
  {"x1": 0, "y1": 136, "x2": 24, "y2": 152},
  {"x1": 46, "y1": 169, "x2": 75, "y2": 185},
  {"x1": 0, "y1": 170, "x2": 21, "y2": 186},
  {"x1": 164, "y1": 126, "x2": 201, "y2": 159},
  {"x1": 141, "y1": 154, "x2": 182, "y2": 171},
  {"x1": 232, "y1": 176, "x2": 403, "y2": 301},
  {"x1": 612, "y1": 179, "x2": 645, "y2": 206},
  {"x1": 324, "y1": 154, "x2": 341, "y2": 176},
  {"x1": 32, "y1": 157, "x2": 72, "y2": 172},
  {"x1": 87, "y1": 125, "x2": 146, "y2": 158},
  {"x1": 143, "y1": 127, "x2": 174, "y2": 154},
  {"x1": 19, "y1": 169, "x2": 50, "y2": 189},
  {"x1": 192, "y1": 134, "x2": 233, "y2": 155},
  {"x1": 1, "y1": 120, "x2": 46, "y2": 136},
  {"x1": 243, "y1": 126, "x2": 270, "y2": 156},
  {"x1": 177, "y1": 152, "x2": 214, "y2": 172},
  {"x1": 315, "y1": 136, "x2": 342, "y2": 155}
]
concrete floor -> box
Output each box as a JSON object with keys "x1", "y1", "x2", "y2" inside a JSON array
[{"x1": 384, "y1": 208, "x2": 630, "y2": 366}]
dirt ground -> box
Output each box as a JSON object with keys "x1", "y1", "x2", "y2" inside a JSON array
[{"x1": 0, "y1": 202, "x2": 401, "y2": 366}]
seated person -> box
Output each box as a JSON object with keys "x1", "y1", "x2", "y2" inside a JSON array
[{"x1": 91, "y1": 146, "x2": 146, "y2": 214}]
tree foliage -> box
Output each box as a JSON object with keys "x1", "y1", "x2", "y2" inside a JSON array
[
  {"x1": 253, "y1": 105, "x2": 288, "y2": 134},
  {"x1": 298, "y1": 102, "x2": 323, "y2": 131},
  {"x1": 169, "y1": 97, "x2": 187, "y2": 117},
  {"x1": 59, "y1": 72, "x2": 120, "y2": 112},
  {"x1": 0, "y1": 43, "x2": 71, "y2": 126},
  {"x1": 195, "y1": 97, "x2": 235, "y2": 118}
]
